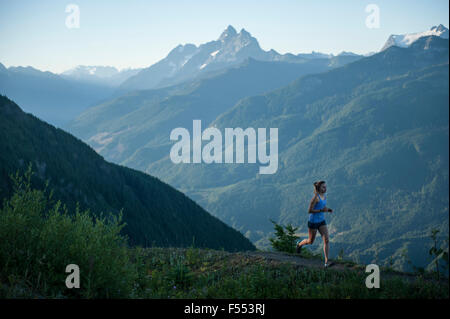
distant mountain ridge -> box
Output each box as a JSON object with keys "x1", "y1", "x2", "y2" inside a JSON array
[
  {"x1": 67, "y1": 56, "x2": 362, "y2": 166},
  {"x1": 119, "y1": 25, "x2": 362, "y2": 91},
  {"x1": 61, "y1": 65, "x2": 143, "y2": 87},
  {"x1": 1, "y1": 24, "x2": 366, "y2": 126},
  {"x1": 0, "y1": 64, "x2": 115, "y2": 127}
]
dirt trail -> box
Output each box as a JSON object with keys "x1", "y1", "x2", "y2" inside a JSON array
[
  {"x1": 240, "y1": 251, "x2": 350, "y2": 271},
  {"x1": 236, "y1": 251, "x2": 424, "y2": 283}
]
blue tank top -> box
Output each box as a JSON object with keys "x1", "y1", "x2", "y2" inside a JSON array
[{"x1": 309, "y1": 193, "x2": 326, "y2": 223}]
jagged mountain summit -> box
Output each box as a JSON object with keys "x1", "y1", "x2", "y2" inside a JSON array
[
  {"x1": 119, "y1": 25, "x2": 360, "y2": 91},
  {"x1": 381, "y1": 24, "x2": 449, "y2": 51},
  {"x1": 119, "y1": 25, "x2": 273, "y2": 91}
]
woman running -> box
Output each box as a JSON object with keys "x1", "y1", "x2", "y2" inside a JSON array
[{"x1": 296, "y1": 180, "x2": 334, "y2": 267}]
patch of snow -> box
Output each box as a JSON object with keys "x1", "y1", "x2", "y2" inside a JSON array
[
  {"x1": 181, "y1": 54, "x2": 194, "y2": 67},
  {"x1": 210, "y1": 50, "x2": 220, "y2": 57}
]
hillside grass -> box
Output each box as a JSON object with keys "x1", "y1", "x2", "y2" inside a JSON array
[{"x1": 2, "y1": 245, "x2": 448, "y2": 299}]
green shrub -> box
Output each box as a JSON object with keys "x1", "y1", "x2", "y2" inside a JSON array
[
  {"x1": 268, "y1": 220, "x2": 299, "y2": 254},
  {"x1": 0, "y1": 168, "x2": 138, "y2": 298}
]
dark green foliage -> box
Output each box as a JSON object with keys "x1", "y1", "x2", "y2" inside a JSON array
[
  {"x1": 269, "y1": 220, "x2": 299, "y2": 254},
  {"x1": 0, "y1": 95, "x2": 255, "y2": 252},
  {"x1": 0, "y1": 168, "x2": 137, "y2": 298},
  {"x1": 428, "y1": 229, "x2": 449, "y2": 280},
  {"x1": 429, "y1": 229, "x2": 442, "y2": 280}
]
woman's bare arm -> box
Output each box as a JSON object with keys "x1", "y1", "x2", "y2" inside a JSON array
[
  {"x1": 308, "y1": 195, "x2": 321, "y2": 214},
  {"x1": 308, "y1": 195, "x2": 333, "y2": 213}
]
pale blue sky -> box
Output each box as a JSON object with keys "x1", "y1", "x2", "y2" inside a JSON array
[{"x1": 0, "y1": 0, "x2": 448, "y2": 73}]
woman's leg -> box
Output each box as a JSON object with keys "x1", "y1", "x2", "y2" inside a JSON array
[
  {"x1": 318, "y1": 225, "x2": 329, "y2": 263},
  {"x1": 298, "y1": 228, "x2": 317, "y2": 248}
]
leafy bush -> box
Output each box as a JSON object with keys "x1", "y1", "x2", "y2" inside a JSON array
[{"x1": 0, "y1": 168, "x2": 138, "y2": 298}]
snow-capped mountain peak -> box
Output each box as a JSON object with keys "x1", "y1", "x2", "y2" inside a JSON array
[
  {"x1": 381, "y1": 24, "x2": 449, "y2": 51},
  {"x1": 431, "y1": 24, "x2": 449, "y2": 34},
  {"x1": 62, "y1": 65, "x2": 119, "y2": 78},
  {"x1": 61, "y1": 65, "x2": 142, "y2": 87},
  {"x1": 219, "y1": 25, "x2": 237, "y2": 42},
  {"x1": 119, "y1": 25, "x2": 361, "y2": 91}
]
